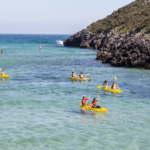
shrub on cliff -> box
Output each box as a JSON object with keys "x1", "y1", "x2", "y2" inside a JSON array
[{"x1": 88, "y1": 0, "x2": 150, "y2": 34}]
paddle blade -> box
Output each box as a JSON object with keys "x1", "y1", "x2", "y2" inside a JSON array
[
  {"x1": 115, "y1": 76, "x2": 117, "y2": 81},
  {"x1": 0, "y1": 69, "x2": 2, "y2": 71},
  {"x1": 86, "y1": 73, "x2": 90, "y2": 75},
  {"x1": 72, "y1": 69, "x2": 75, "y2": 72},
  {"x1": 97, "y1": 86, "x2": 101, "y2": 88}
]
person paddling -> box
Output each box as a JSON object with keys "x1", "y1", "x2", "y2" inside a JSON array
[
  {"x1": 79, "y1": 72, "x2": 85, "y2": 79},
  {"x1": 111, "y1": 81, "x2": 119, "y2": 90},
  {"x1": 91, "y1": 95, "x2": 101, "y2": 108},
  {"x1": 82, "y1": 94, "x2": 91, "y2": 106},
  {"x1": 71, "y1": 71, "x2": 77, "y2": 78},
  {"x1": 103, "y1": 80, "x2": 108, "y2": 88},
  {"x1": 1, "y1": 69, "x2": 5, "y2": 75}
]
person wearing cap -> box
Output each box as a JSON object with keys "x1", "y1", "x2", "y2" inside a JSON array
[
  {"x1": 71, "y1": 72, "x2": 77, "y2": 78},
  {"x1": 82, "y1": 95, "x2": 90, "y2": 106},
  {"x1": 1, "y1": 69, "x2": 5, "y2": 75},
  {"x1": 103, "y1": 80, "x2": 108, "y2": 88},
  {"x1": 79, "y1": 72, "x2": 85, "y2": 79}
]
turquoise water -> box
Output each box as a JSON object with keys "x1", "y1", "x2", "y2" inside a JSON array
[{"x1": 0, "y1": 34, "x2": 150, "y2": 150}]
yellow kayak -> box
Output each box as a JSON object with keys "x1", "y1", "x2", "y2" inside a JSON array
[
  {"x1": 0, "y1": 74, "x2": 9, "y2": 78},
  {"x1": 69, "y1": 77, "x2": 91, "y2": 81},
  {"x1": 79, "y1": 104, "x2": 107, "y2": 112},
  {"x1": 101, "y1": 87, "x2": 122, "y2": 93}
]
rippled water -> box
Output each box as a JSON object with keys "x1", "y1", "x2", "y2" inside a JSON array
[{"x1": 0, "y1": 34, "x2": 150, "y2": 150}]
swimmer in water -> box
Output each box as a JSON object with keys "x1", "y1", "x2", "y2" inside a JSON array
[{"x1": 1, "y1": 49, "x2": 3, "y2": 54}]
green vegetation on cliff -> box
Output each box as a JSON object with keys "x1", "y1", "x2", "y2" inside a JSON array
[{"x1": 88, "y1": 0, "x2": 150, "y2": 34}]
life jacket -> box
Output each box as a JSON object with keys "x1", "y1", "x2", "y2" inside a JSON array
[
  {"x1": 92, "y1": 100, "x2": 98, "y2": 107},
  {"x1": 82, "y1": 98, "x2": 88, "y2": 105}
]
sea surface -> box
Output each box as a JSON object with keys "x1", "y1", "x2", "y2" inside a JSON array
[{"x1": 0, "y1": 34, "x2": 150, "y2": 150}]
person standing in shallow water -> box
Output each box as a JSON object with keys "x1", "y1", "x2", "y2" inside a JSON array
[
  {"x1": 39, "y1": 46, "x2": 42, "y2": 50},
  {"x1": 1, "y1": 49, "x2": 3, "y2": 54}
]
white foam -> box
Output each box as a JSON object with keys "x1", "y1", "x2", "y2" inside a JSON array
[{"x1": 56, "y1": 40, "x2": 64, "y2": 45}]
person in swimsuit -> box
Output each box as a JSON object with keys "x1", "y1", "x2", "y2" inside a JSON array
[
  {"x1": 79, "y1": 72, "x2": 85, "y2": 79},
  {"x1": 1, "y1": 69, "x2": 5, "y2": 75},
  {"x1": 103, "y1": 80, "x2": 108, "y2": 88},
  {"x1": 111, "y1": 81, "x2": 119, "y2": 90},
  {"x1": 71, "y1": 72, "x2": 77, "y2": 78}
]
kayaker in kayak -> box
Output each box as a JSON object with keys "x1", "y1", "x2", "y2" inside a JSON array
[
  {"x1": 103, "y1": 80, "x2": 108, "y2": 88},
  {"x1": 91, "y1": 95, "x2": 101, "y2": 108},
  {"x1": 1, "y1": 69, "x2": 5, "y2": 75},
  {"x1": 79, "y1": 72, "x2": 85, "y2": 79},
  {"x1": 71, "y1": 72, "x2": 77, "y2": 78},
  {"x1": 82, "y1": 95, "x2": 90, "y2": 106},
  {"x1": 111, "y1": 81, "x2": 119, "y2": 90}
]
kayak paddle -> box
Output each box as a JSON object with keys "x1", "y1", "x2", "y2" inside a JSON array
[
  {"x1": 98, "y1": 94, "x2": 101, "y2": 100},
  {"x1": 115, "y1": 76, "x2": 120, "y2": 89},
  {"x1": 72, "y1": 69, "x2": 75, "y2": 72},
  {"x1": 86, "y1": 73, "x2": 90, "y2": 75},
  {"x1": 88, "y1": 92, "x2": 92, "y2": 99},
  {"x1": 97, "y1": 86, "x2": 101, "y2": 88},
  {"x1": 0, "y1": 69, "x2": 2, "y2": 71}
]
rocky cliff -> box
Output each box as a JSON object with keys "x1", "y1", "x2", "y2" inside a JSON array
[{"x1": 64, "y1": 0, "x2": 150, "y2": 69}]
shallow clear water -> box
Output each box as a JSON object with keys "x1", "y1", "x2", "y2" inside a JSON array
[{"x1": 0, "y1": 34, "x2": 150, "y2": 150}]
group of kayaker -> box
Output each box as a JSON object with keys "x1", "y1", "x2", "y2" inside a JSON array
[
  {"x1": 79, "y1": 78, "x2": 121, "y2": 111},
  {"x1": 103, "y1": 80, "x2": 119, "y2": 90},
  {"x1": 72, "y1": 71, "x2": 85, "y2": 79},
  {"x1": 81, "y1": 94, "x2": 101, "y2": 108}
]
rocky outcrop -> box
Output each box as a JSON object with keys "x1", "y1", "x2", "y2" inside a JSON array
[{"x1": 64, "y1": 29, "x2": 150, "y2": 69}]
